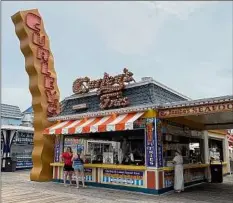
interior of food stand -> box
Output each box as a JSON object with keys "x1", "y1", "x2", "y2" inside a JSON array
[
  {"x1": 63, "y1": 129, "x2": 146, "y2": 166},
  {"x1": 61, "y1": 122, "x2": 205, "y2": 167}
]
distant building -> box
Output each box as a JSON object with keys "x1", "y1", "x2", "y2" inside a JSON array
[
  {"x1": 22, "y1": 99, "x2": 66, "y2": 125},
  {"x1": 1, "y1": 104, "x2": 22, "y2": 126},
  {"x1": 1, "y1": 104, "x2": 34, "y2": 171}
]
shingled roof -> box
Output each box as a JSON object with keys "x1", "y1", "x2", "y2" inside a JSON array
[
  {"x1": 59, "y1": 78, "x2": 189, "y2": 117},
  {"x1": 1, "y1": 103, "x2": 22, "y2": 119}
]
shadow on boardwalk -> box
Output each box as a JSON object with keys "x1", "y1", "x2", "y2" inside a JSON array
[{"x1": 2, "y1": 171, "x2": 233, "y2": 203}]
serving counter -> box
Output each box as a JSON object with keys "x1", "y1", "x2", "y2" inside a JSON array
[
  {"x1": 162, "y1": 164, "x2": 209, "y2": 189},
  {"x1": 51, "y1": 162, "x2": 147, "y2": 188},
  {"x1": 50, "y1": 162, "x2": 209, "y2": 194}
]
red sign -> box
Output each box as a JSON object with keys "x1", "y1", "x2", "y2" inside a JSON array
[
  {"x1": 25, "y1": 13, "x2": 59, "y2": 117},
  {"x1": 72, "y1": 68, "x2": 135, "y2": 109}
]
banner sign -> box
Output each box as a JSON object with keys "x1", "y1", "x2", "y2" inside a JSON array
[
  {"x1": 54, "y1": 136, "x2": 60, "y2": 162},
  {"x1": 158, "y1": 102, "x2": 233, "y2": 118},
  {"x1": 13, "y1": 132, "x2": 33, "y2": 145},
  {"x1": 16, "y1": 160, "x2": 33, "y2": 169},
  {"x1": 103, "y1": 169, "x2": 144, "y2": 186},
  {"x1": 145, "y1": 118, "x2": 156, "y2": 167},
  {"x1": 156, "y1": 119, "x2": 163, "y2": 168}
]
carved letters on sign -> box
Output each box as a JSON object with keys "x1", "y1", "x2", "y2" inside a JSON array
[
  {"x1": 25, "y1": 13, "x2": 59, "y2": 117},
  {"x1": 72, "y1": 68, "x2": 135, "y2": 109},
  {"x1": 12, "y1": 9, "x2": 60, "y2": 181}
]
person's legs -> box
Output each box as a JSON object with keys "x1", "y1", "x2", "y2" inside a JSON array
[
  {"x1": 68, "y1": 170, "x2": 73, "y2": 185},
  {"x1": 63, "y1": 170, "x2": 68, "y2": 186},
  {"x1": 80, "y1": 166, "x2": 85, "y2": 187},
  {"x1": 76, "y1": 170, "x2": 80, "y2": 188}
]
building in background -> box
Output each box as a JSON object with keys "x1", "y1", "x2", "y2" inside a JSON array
[
  {"x1": 1, "y1": 103, "x2": 22, "y2": 126},
  {"x1": 1, "y1": 103, "x2": 34, "y2": 171}
]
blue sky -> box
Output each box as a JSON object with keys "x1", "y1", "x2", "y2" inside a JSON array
[{"x1": 2, "y1": 1, "x2": 232, "y2": 111}]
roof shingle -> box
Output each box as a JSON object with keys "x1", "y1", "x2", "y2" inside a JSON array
[
  {"x1": 59, "y1": 82, "x2": 187, "y2": 116},
  {"x1": 1, "y1": 104, "x2": 22, "y2": 118}
]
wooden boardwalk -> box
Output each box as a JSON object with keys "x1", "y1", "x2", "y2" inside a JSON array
[{"x1": 1, "y1": 171, "x2": 233, "y2": 203}]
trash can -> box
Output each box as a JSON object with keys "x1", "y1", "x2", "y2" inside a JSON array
[
  {"x1": 4, "y1": 157, "x2": 17, "y2": 172},
  {"x1": 210, "y1": 161, "x2": 223, "y2": 183}
]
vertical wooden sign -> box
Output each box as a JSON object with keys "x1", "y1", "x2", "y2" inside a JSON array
[{"x1": 12, "y1": 9, "x2": 60, "y2": 181}]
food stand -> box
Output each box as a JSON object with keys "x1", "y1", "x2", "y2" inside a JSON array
[
  {"x1": 12, "y1": 9, "x2": 232, "y2": 194},
  {"x1": 44, "y1": 71, "x2": 232, "y2": 194}
]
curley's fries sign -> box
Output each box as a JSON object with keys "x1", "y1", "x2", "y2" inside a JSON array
[{"x1": 12, "y1": 9, "x2": 60, "y2": 181}]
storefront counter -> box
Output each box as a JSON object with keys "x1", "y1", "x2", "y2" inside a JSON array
[
  {"x1": 50, "y1": 162, "x2": 210, "y2": 194},
  {"x1": 163, "y1": 163, "x2": 209, "y2": 171},
  {"x1": 51, "y1": 162, "x2": 146, "y2": 170},
  {"x1": 163, "y1": 163, "x2": 209, "y2": 189},
  {"x1": 51, "y1": 162, "x2": 147, "y2": 190}
]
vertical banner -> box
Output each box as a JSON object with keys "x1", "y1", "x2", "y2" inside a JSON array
[
  {"x1": 145, "y1": 118, "x2": 156, "y2": 167},
  {"x1": 156, "y1": 119, "x2": 164, "y2": 168},
  {"x1": 54, "y1": 136, "x2": 60, "y2": 162}
]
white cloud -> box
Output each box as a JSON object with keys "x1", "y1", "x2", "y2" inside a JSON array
[
  {"x1": 84, "y1": 2, "x2": 164, "y2": 55},
  {"x1": 2, "y1": 88, "x2": 31, "y2": 112},
  {"x1": 141, "y1": 1, "x2": 217, "y2": 20},
  {"x1": 85, "y1": 1, "x2": 218, "y2": 55}
]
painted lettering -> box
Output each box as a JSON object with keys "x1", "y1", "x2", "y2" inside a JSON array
[
  {"x1": 37, "y1": 47, "x2": 50, "y2": 62},
  {"x1": 205, "y1": 106, "x2": 211, "y2": 112},
  {"x1": 212, "y1": 105, "x2": 217, "y2": 111},
  {"x1": 227, "y1": 103, "x2": 233, "y2": 109},
  {"x1": 192, "y1": 107, "x2": 198, "y2": 113},
  {"x1": 26, "y1": 13, "x2": 41, "y2": 32},
  {"x1": 199, "y1": 107, "x2": 203, "y2": 112},
  {"x1": 159, "y1": 102, "x2": 233, "y2": 118},
  {"x1": 45, "y1": 90, "x2": 57, "y2": 103},
  {"x1": 47, "y1": 103, "x2": 58, "y2": 116},
  {"x1": 44, "y1": 75, "x2": 54, "y2": 89},
  {"x1": 32, "y1": 32, "x2": 45, "y2": 46},
  {"x1": 218, "y1": 104, "x2": 225, "y2": 110},
  {"x1": 41, "y1": 61, "x2": 49, "y2": 74},
  {"x1": 25, "y1": 15, "x2": 59, "y2": 117}
]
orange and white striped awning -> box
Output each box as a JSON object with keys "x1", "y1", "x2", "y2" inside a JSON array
[{"x1": 44, "y1": 112, "x2": 144, "y2": 135}]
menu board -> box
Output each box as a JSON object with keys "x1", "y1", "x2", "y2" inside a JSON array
[
  {"x1": 103, "y1": 169, "x2": 144, "y2": 186},
  {"x1": 63, "y1": 137, "x2": 85, "y2": 154}
]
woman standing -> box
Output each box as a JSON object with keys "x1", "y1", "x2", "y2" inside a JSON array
[
  {"x1": 60, "y1": 147, "x2": 73, "y2": 187},
  {"x1": 172, "y1": 150, "x2": 184, "y2": 193},
  {"x1": 72, "y1": 149, "x2": 86, "y2": 188}
]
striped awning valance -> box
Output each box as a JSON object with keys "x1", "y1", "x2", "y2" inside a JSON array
[{"x1": 44, "y1": 112, "x2": 144, "y2": 135}]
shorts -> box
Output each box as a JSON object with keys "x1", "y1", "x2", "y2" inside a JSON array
[
  {"x1": 73, "y1": 165, "x2": 84, "y2": 172},
  {"x1": 64, "y1": 165, "x2": 74, "y2": 172}
]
